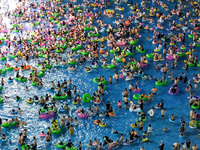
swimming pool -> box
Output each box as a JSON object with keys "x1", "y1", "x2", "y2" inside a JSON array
[{"x1": 0, "y1": 0, "x2": 200, "y2": 149}]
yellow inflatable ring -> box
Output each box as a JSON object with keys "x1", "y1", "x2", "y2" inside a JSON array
[
  {"x1": 142, "y1": 138, "x2": 148, "y2": 142},
  {"x1": 189, "y1": 120, "x2": 195, "y2": 126},
  {"x1": 99, "y1": 123, "x2": 106, "y2": 127},
  {"x1": 17, "y1": 52, "x2": 22, "y2": 56},
  {"x1": 186, "y1": 52, "x2": 191, "y2": 55},
  {"x1": 184, "y1": 60, "x2": 188, "y2": 63}
]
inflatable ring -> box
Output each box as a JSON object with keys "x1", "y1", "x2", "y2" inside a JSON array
[
  {"x1": 133, "y1": 94, "x2": 141, "y2": 100},
  {"x1": 53, "y1": 94, "x2": 69, "y2": 99},
  {"x1": 27, "y1": 99, "x2": 34, "y2": 104},
  {"x1": 99, "y1": 123, "x2": 106, "y2": 127},
  {"x1": 142, "y1": 138, "x2": 148, "y2": 142},
  {"x1": 93, "y1": 78, "x2": 107, "y2": 84},
  {"x1": 82, "y1": 93, "x2": 91, "y2": 103},
  {"x1": 50, "y1": 127, "x2": 61, "y2": 134},
  {"x1": 108, "y1": 112, "x2": 115, "y2": 116},
  {"x1": 56, "y1": 142, "x2": 67, "y2": 149}
]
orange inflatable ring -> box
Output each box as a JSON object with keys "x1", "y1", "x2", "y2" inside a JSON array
[
  {"x1": 99, "y1": 50, "x2": 105, "y2": 54},
  {"x1": 108, "y1": 112, "x2": 115, "y2": 116},
  {"x1": 14, "y1": 67, "x2": 20, "y2": 71},
  {"x1": 93, "y1": 50, "x2": 97, "y2": 53},
  {"x1": 194, "y1": 27, "x2": 199, "y2": 30},
  {"x1": 25, "y1": 65, "x2": 31, "y2": 70},
  {"x1": 94, "y1": 120, "x2": 99, "y2": 125}
]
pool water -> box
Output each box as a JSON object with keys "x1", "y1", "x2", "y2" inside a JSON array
[{"x1": 0, "y1": 0, "x2": 200, "y2": 149}]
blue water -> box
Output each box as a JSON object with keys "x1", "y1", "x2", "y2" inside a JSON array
[{"x1": 0, "y1": 0, "x2": 200, "y2": 149}]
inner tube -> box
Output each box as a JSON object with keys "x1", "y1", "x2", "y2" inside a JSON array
[
  {"x1": 56, "y1": 142, "x2": 67, "y2": 149},
  {"x1": 53, "y1": 94, "x2": 69, "y2": 99},
  {"x1": 93, "y1": 78, "x2": 107, "y2": 84},
  {"x1": 102, "y1": 64, "x2": 115, "y2": 69},
  {"x1": 82, "y1": 93, "x2": 91, "y2": 103},
  {"x1": 155, "y1": 79, "x2": 168, "y2": 86}
]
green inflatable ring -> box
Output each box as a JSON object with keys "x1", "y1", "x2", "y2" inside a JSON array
[
  {"x1": 50, "y1": 127, "x2": 61, "y2": 134},
  {"x1": 7, "y1": 53, "x2": 18, "y2": 58},
  {"x1": 0, "y1": 57, "x2": 6, "y2": 60},
  {"x1": 56, "y1": 142, "x2": 68, "y2": 149},
  {"x1": 133, "y1": 94, "x2": 141, "y2": 100},
  {"x1": 136, "y1": 46, "x2": 146, "y2": 53},
  {"x1": 53, "y1": 94, "x2": 69, "y2": 99},
  {"x1": 31, "y1": 80, "x2": 37, "y2": 86},
  {"x1": 15, "y1": 77, "x2": 27, "y2": 82},
  {"x1": 102, "y1": 64, "x2": 115, "y2": 69},
  {"x1": 82, "y1": 93, "x2": 91, "y2": 103},
  {"x1": 68, "y1": 61, "x2": 76, "y2": 65},
  {"x1": 155, "y1": 79, "x2": 168, "y2": 86},
  {"x1": 0, "y1": 69, "x2": 6, "y2": 74},
  {"x1": 146, "y1": 53, "x2": 154, "y2": 58},
  {"x1": 191, "y1": 104, "x2": 200, "y2": 109},
  {"x1": 46, "y1": 65, "x2": 52, "y2": 68},
  {"x1": 93, "y1": 78, "x2": 107, "y2": 84}
]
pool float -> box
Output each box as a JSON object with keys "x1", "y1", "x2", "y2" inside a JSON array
[
  {"x1": 191, "y1": 103, "x2": 200, "y2": 109},
  {"x1": 4, "y1": 66, "x2": 13, "y2": 71},
  {"x1": 93, "y1": 78, "x2": 107, "y2": 84},
  {"x1": 7, "y1": 53, "x2": 18, "y2": 58},
  {"x1": 133, "y1": 94, "x2": 147, "y2": 100},
  {"x1": 168, "y1": 86, "x2": 179, "y2": 95},
  {"x1": 169, "y1": 118, "x2": 175, "y2": 122},
  {"x1": 76, "y1": 110, "x2": 88, "y2": 118},
  {"x1": 39, "y1": 111, "x2": 55, "y2": 119},
  {"x1": 194, "y1": 121, "x2": 200, "y2": 128},
  {"x1": 31, "y1": 80, "x2": 37, "y2": 86},
  {"x1": 141, "y1": 63, "x2": 148, "y2": 68},
  {"x1": 115, "y1": 57, "x2": 122, "y2": 62},
  {"x1": 189, "y1": 120, "x2": 197, "y2": 129},
  {"x1": 15, "y1": 77, "x2": 27, "y2": 82},
  {"x1": 53, "y1": 94, "x2": 69, "y2": 99},
  {"x1": 139, "y1": 115, "x2": 147, "y2": 122},
  {"x1": 129, "y1": 101, "x2": 141, "y2": 112},
  {"x1": 56, "y1": 142, "x2": 68, "y2": 149},
  {"x1": 131, "y1": 124, "x2": 138, "y2": 128},
  {"x1": 187, "y1": 62, "x2": 195, "y2": 67},
  {"x1": 59, "y1": 107, "x2": 66, "y2": 113},
  {"x1": 0, "y1": 69, "x2": 6, "y2": 74},
  {"x1": 136, "y1": 46, "x2": 145, "y2": 53},
  {"x1": 188, "y1": 34, "x2": 194, "y2": 38},
  {"x1": 116, "y1": 42, "x2": 126, "y2": 46},
  {"x1": 166, "y1": 55, "x2": 178, "y2": 60},
  {"x1": 11, "y1": 109, "x2": 18, "y2": 114},
  {"x1": 125, "y1": 76, "x2": 133, "y2": 81},
  {"x1": 132, "y1": 88, "x2": 141, "y2": 92},
  {"x1": 21, "y1": 145, "x2": 32, "y2": 150},
  {"x1": 71, "y1": 45, "x2": 82, "y2": 51},
  {"x1": 176, "y1": 52, "x2": 185, "y2": 57},
  {"x1": 102, "y1": 64, "x2": 115, "y2": 69},
  {"x1": 65, "y1": 146, "x2": 77, "y2": 150},
  {"x1": 68, "y1": 60, "x2": 76, "y2": 65},
  {"x1": 99, "y1": 123, "x2": 106, "y2": 127},
  {"x1": 46, "y1": 64, "x2": 52, "y2": 68},
  {"x1": 30, "y1": 72, "x2": 44, "y2": 77},
  {"x1": 50, "y1": 126, "x2": 61, "y2": 134},
  {"x1": 1, "y1": 122, "x2": 17, "y2": 127},
  {"x1": 0, "y1": 57, "x2": 6, "y2": 60},
  {"x1": 108, "y1": 112, "x2": 115, "y2": 116},
  {"x1": 39, "y1": 133, "x2": 46, "y2": 137},
  {"x1": 77, "y1": 51, "x2": 89, "y2": 55},
  {"x1": 155, "y1": 79, "x2": 168, "y2": 86},
  {"x1": 142, "y1": 138, "x2": 148, "y2": 142},
  {"x1": 82, "y1": 93, "x2": 91, "y2": 103},
  {"x1": 27, "y1": 99, "x2": 34, "y2": 104},
  {"x1": 146, "y1": 53, "x2": 154, "y2": 58},
  {"x1": 119, "y1": 75, "x2": 124, "y2": 79}
]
